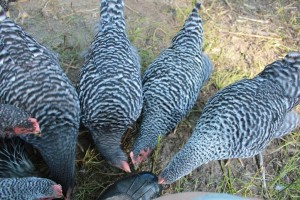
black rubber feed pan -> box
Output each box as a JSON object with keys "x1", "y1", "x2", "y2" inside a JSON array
[{"x1": 98, "y1": 172, "x2": 162, "y2": 200}]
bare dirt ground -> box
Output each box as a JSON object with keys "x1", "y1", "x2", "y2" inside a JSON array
[{"x1": 8, "y1": 0, "x2": 300, "y2": 199}]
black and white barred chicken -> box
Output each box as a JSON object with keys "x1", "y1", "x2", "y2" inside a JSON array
[
  {"x1": 159, "y1": 52, "x2": 300, "y2": 184},
  {"x1": 77, "y1": 0, "x2": 142, "y2": 172},
  {"x1": 0, "y1": 177, "x2": 63, "y2": 200},
  {"x1": 0, "y1": 2, "x2": 80, "y2": 197},
  {"x1": 130, "y1": 2, "x2": 213, "y2": 165},
  {"x1": 0, "y1": 138, "x2": 63, "y2": 199},
  {"x1": 0, "y1": 104, "x2": 40, "y2": 137}
]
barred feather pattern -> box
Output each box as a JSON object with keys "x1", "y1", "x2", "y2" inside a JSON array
[
  {"x1": 131, "y1": 2, "x2": 213, "y2": 162},
  {"x1": 0, "y1": 14, "x2": 80, "y2": 193},
  {"x1": 0, "y1": 177, "x2": 62, "y2": 200},
  {"x1": 171, "y1": 2, "x2": 202, "y2": 49},
  {"x1": 98, "y1": 0, "x2": 125, "y2": 32},
  {"x1": 77, "y1": 0, "x2": 142, "y2": 169},
  {"x1": 0, "y1": 104, "x2": 30, "y2": 137},
  {"x1": 159, "y1": 52, "x2": 300, "y2": 184}
]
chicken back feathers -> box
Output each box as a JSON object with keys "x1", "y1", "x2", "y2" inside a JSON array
[
  {"x1": 77, "y1": 0, "x2": 142, "y2": 172},
  {"x1": 131, "y1": 2, "x2": 213, "y2": 165},
  {"x1": 0, "y1": 6, "x2": 80, "y2": 195},
  {"x1": 159, "y1": 52, "x2": 300, "y2": 184}
]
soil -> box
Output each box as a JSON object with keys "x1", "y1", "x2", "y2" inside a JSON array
[{"x1": 7, "y1": 0, "x2": 300, "y2": 199}]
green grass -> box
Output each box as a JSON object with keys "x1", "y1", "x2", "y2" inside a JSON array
[
  {"x1": 269, "y1": 154, "x2": 300, "y2": 199},
  {"x1": 75, "y1": 148, "x2": 126, "y2": 199},
  {"x1": 151, "y1": 135, "x2": 162, "y2": 174},
  {"x1": 211, "y1": 68, "x2": 250, "y2": 90}
]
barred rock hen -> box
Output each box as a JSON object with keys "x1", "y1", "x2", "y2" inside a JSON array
[
  {"x1": 77, "y1": 0, "x2": 142, "y2": 172},
  {"x1": 0, "y1": 4, "x2": 80, "y2": 196},
  {"x1": 0, "y1": 177, "x2": 63, "y2": 200},
  {"x1": 130, "y1": 2, "x2": 213, "y2": 165},
  {"x1": 0, "y1": 131, "x2": 59, "y2": 199},
  {"x1": 159, "y1": 52, "x2": 300, "y2": 184},
  {"x1": 0, "y1": 104, "x2": 40, "y2": 137}
]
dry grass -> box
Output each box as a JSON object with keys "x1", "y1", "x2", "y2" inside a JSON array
[{"x1": 8, "y1": 0, "x2": 300, "y2": 199}]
